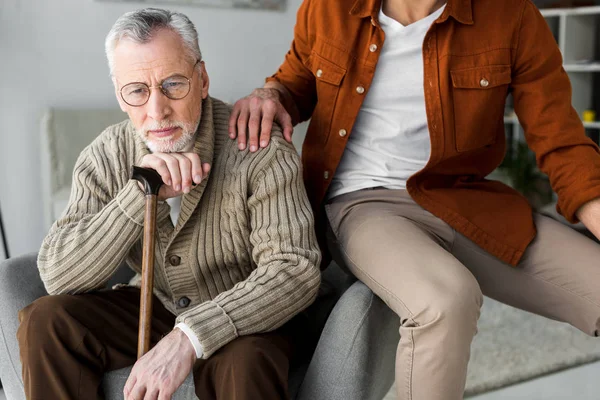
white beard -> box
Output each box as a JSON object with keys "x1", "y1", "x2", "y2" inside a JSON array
[{"x1": 137, "y1": 117, "x2": 200, "y2": 153}]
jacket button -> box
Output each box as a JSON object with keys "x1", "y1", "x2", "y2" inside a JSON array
[
  {"x1": 324, "y1": 171, "x2": 330, "y2": 179},
  {"x1": 339, "y1": 129, "x2": 347, "y2": 137},
  {"x1": 177, "y1": 296, "x2": 191, "y2": 308},
  {"x1": 169, "y1": 255, "x2": 181, "y2": 266},
  {"x1": 480, "y1": 78, "x2": 489, "y2": 87},
  {"x1": 316, "y1": 69, "x2": 323, "y2": 78},
  {"x1": 356, "y1": 86, "x2": 365, "y2": 94},
  {"x1": 369, "y1": 44, "x2": 378, "y2": 52},
  {"x1": 371, "y1": 17, "x2": 376, "y2": 26}
]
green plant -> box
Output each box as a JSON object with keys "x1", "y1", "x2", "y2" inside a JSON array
[{"x1": 498, "y1": 140, "x2": 554, "y2": 209}]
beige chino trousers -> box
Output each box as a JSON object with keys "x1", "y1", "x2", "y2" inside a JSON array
[{"x1": 325, "y1": 188, "x2": 600, "y2": 400}]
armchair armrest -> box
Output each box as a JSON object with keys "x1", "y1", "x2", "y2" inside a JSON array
[
  {"x1": 0, "y1": 253, "x2": 46, "y2": 400},
  {"x1": 295, "y1": 277, "x2": 399, "y2": 400}
]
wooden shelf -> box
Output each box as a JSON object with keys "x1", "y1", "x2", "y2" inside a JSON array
[
  {"x1": 564, "y1": 63, "x2": 600, "y2": 72},
  {"x1": 541, "y1": 5, "x2": 600, "y2": 17},
  {"x1": 584, "y1": 121, "x2": 600, "y2": 129},
  {"x1": 504, "y1": 116, "x2": 600, "y2": 129}
]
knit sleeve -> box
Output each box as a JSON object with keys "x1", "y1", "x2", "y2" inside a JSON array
[
  {"x1": 512, "y1": 0, "x2": 600, "y2": 222},
  {"x1": 38, "y1": 132, "x2": 170, "y2": 295},
  {"x1": 175, "y1": 140, "x2": 321, "y2": 357}
]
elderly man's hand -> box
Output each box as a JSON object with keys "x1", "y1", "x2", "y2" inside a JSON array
[
  {"x1": 229, "y1": 87, "x2": 293, "y2": 152},
  {"x1": 124, "y1": 328, "x2": 196, "y2": 400},
  {"x1": 138, "y1": 152, "x2": 211, "y2": 201}
]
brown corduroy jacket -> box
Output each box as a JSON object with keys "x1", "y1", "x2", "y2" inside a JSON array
[{"x1": 267, "y1": 0, "x2": 600, "y2": 265}]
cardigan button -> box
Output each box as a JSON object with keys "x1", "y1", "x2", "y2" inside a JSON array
[
  {"x1": 480, "y1": 78, "x2": 489, "y2": 87},
  {"x1": 169, "y1": 255, "x2": 181, "y2": 266},
  {"x1": 177, "y1": 296, "x2": 191, "y2": 308}
]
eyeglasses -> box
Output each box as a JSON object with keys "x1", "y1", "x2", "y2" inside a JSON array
[{"x1": 119, "y1": 60, "x2": 200, "y2": 107}]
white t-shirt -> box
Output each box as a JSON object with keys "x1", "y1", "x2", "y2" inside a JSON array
[
  {"x1": 165, "y1": 139, "x2": 195, "y2": 226},
  {"x1": 328, "y1": 4, "x2": 446, "y2": 199}
]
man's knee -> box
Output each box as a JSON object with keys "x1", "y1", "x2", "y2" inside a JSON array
[
  {"x1": 196, "y1": 334, "x2": 291, "y2": 399},
  {"x1": 230, "y1": 334, "x2": 290, "y2": 370},
  {"x1": 410, "y1": 271, "x2": 483, "y2": 329},
  {"x1": 209, "y1": 334, "x2": 291, "y2": 382},
  {"x1": 17, "y1": 294, "x2": 84, "y2": 346}
]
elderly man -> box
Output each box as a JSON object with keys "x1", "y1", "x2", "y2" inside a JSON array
[
  {"x1": 230, "y1": 0, "x2": 600, "y2": 398},
  {"x1": 17, "y1": 8, "x2": 321, "y2": 400}
]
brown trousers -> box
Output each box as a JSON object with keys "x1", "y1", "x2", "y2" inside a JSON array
[
  {"x1": 325, "y1": 188, "x2": 600, "y2": 400},
  {"x1": 17, "y1": 287, "x2": 293, "y2": 400}
]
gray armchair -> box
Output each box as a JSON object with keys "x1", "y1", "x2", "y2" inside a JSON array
[{"x1": 0, "y1": 253, "x2": 398, "y2": 400}]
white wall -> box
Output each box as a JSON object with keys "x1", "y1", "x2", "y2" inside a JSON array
[{"x1": 0, "y1": 0, "x2": 307, "y2": 258}]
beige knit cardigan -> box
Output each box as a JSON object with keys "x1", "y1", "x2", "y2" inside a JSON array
[{"x1": 37, "y1": 96, "x2": 321, "y2": 358}]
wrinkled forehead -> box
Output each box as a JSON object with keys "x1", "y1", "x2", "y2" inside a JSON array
[{"x1": 112, "y1": 30, "x2": 192, "y2": 84}]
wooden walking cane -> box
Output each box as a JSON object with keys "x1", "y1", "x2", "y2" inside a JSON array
[{"x1": 131, "y1": 166, "x2": 164, "y2": 359}]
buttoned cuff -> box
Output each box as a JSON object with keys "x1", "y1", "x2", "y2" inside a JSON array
[
  {"x1": 174, "y1": 322, "x2": 204, "y2": 359},
  {"x1": 175, "y1": 301, "x2": 239, "y2": 359}
]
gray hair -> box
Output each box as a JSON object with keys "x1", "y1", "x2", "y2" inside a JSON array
[{"x1": 105, "y1": 8, "x2": 202, "y2": 76}]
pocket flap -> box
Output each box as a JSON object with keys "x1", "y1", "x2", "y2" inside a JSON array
[
  {"x1": 451, "y1": 65, "x2": 511, "y2": 89},
  {"x1": 307, "y1": 51, "x2": 347, "y2": 86}
]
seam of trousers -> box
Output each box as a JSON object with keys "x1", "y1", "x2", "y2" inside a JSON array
[
  {"x1": 458, "y1": 237, "x2": 600, "y2": 312},
  {"x1": 406, "y1": 329, "x2": 414, "y2": 400},
  {"x1": 77, "y1": 356, "x2": 83, "y2": 400},
  {"x1": 72, "y1": 329, "x2": 100, "y2": 400}
]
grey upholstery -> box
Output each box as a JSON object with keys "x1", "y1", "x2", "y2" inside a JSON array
[
  {"x1": 0, "y1": 253, "x2": 398, "y2": 400},
  {"x1": 296, "y1": 280, "x2": 399, "y2": 400},
  {"x1": 104, "y1": 367, "x2": 197, "y2": 400},
  {"x1": 0, "y1": 254, "x2": 46, "y2": 400}
]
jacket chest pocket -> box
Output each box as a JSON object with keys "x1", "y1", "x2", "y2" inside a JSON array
[
  {"x1": 306, "y1": 51, "x2": 347, "y2": 145},
  {"x1": 450, "y1": 65, "x2": 511, "y2": 152}
]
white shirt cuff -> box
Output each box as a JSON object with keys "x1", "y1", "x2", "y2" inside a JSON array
[{"x1": 175, "y1": 322, "x2": 204, "y2": 359}]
